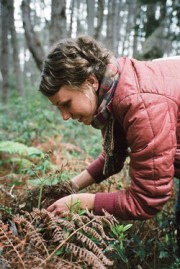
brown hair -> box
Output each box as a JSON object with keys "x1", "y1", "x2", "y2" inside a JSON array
[{"x1": 39, "y1": 35, "x2": 112, "y2": 97}]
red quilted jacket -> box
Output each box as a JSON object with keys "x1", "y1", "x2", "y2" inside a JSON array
[{"x1": 87, "y1": 57, "x2": 180, "y2": 220}]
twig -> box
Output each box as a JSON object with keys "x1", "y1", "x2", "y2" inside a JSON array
[
  {"x1": 9, "y1": 184, "x2": 15, "y2": 195},
  {"x1": 0, "y1": 185, "x2": 16, "y2": 199}
]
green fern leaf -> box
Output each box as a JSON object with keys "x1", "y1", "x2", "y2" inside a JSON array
[{"x1": 0, "y1": 141, "x2": 43, "y2": 157}]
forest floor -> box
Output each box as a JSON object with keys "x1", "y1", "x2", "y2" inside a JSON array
[{"x1": 0, "y1": 136, "x2": 179, "y2": 269}]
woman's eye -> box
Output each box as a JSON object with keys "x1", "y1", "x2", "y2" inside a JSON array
[
  {"x1": 57, "y1": 101, "x2": 71, "y2": 111},
  {"x1": 62, "y1": 101, "x2": 71, "y2": 108}
]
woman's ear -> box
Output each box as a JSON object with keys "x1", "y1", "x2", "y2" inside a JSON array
[{"x1": 86, "y1": 74, "x2": 99, "y2": 91}]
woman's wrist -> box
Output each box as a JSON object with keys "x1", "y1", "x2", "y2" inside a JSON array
[
  {"x1": 71, "y1": 170, "x2": 95, "y2": 191},
  {"x1": 70, "y1": 180, "x2": 80, "y2": 192},
  {"x1": 76, "y1": 193, "x2": 95, "y2": 210}
]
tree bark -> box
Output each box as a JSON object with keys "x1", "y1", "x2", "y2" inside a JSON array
[
  {"x1": 21, "y1": 0, "x2": 45, "y2": 71},
  {"x1": 69, "y1": 0, "x2": 75, "y2": 36},
  {"x1": 0, "y1": 0, "x2": 9, "y2": 102},
  {"x1": 49, "y1": 0, "x2": 66, "y2": 44},
  {"x1": 94, "y1": 0, "x2": 104, "y2": 40},
  {"x1": 141, "y1": 1, "x2": 168, "y2": 59},
  {"x1": 87, "y1": 0, "x2": 95, "y2": 36},
  {"x1": 9, "y1": 0, "x2": 24, "y2": 96},
  {"x1": 106, "y1": 0, "x2": 121, "y2": 55},
  {"x1": 76, "y1": 0, "x2": 81, "y2": 35}
]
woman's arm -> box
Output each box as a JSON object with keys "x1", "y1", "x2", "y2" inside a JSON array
[{"x1": 70, "y1": 169, "x2": 96, "y2": 191}]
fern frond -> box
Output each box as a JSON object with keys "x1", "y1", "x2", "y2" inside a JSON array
[
  {"x1": 50, "y1": 257, "x2": 83, "y2": 269},
  {"x1": 0, "y1": 141, "x2": 43, "y2": 157},
  {"x1": 102, "y1": 210, "x2": 118, "y2": 225},
  {"x1": 57, "y1": 218, "x2": 75, "y2": 231},
  {"x1": 29, "y1": 209, "x2": 73, "y2": 242},
  {"x1": 14, "y1": 215, "x2": 49, "y2": 256},
  {"x1": 76, "y1": 232, "x2": 113, "y2": 266},
  {"x1": 65, "y1": 242, "x2": 108, "y2": 269},
  {"x1": 0, "y1": 225, "x2": 26, "y2": 268},
  {"x1": 65, "y1": 212, "x2": 90, "y2": 226},
  {"x1": 81, "y1": 225, "x2": 107, "y2": 247},
  {"x1": 91, "y1": 222, "x2": 115, "y2": 241}
]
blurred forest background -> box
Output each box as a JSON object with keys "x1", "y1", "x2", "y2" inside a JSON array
[{"x1": 0, "y1": 0, "x2": 179, "y2": 102}]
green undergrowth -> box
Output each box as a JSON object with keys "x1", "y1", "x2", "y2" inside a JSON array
[{"x1": 0, "y1": 89, "x2": 102, "y2": 158}]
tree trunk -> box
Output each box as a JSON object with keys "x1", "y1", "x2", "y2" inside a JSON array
[
  {"x1": 106, "y1": 0, "x2": 121, "y2": 55},
  {"x1": 112, "y1": 0, "x2": 122, "y2": 55},
  {"x1": 94, "y1": 0, "x2": 104, "y2": 40},
  {"x1": 76, "y1": 0, "x2": 81, "y2": 35},
  {"x1": 87, "y1": 0, "x2": 95, "y2": 36},
  {"x1": 21, "y1": 0, "x2": 45, "y2": 71},
  {"x1": 124, "y1": 0, "x2": 138, "y2": 56},
  {"x1": 69, "y1": 0, "x2": 75, "y2": 37},
  {"x1": 0, "y1": 0, "x2": 9, "y2": 102},
  {"x1": 49, "y1": 0, "x2": 66, "y2": 44},
  {"x1": 141, "y1": 2, "x2": 168, "y2": 59},
  {"x1": 9, "y1": 0, "x2": 24, "y2": 96}
]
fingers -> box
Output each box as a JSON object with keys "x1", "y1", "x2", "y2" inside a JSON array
[
  {"x1": 47, "y1": 203, "x2": 63, "y2": 216},
  {"x1": 47, "y1": 203, "x2": 56, "y2": 212},
  {"x1": 47, "y1": 197, "x2": 70, "y2": 215}
]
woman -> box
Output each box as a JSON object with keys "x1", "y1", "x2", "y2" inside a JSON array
[{"x1": 39, "y1": 35, "x2": 180, "y2": 224}]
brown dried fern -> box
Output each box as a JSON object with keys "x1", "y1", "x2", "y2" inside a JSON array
[
  {"x1": 81, "y1": 225, "x2": 107, "y2": 247},
  {"x1": 65, "y1": 242, "x2": 109, "y2": 269},
  {"x1": 13, "y1": 215, "x2": 49, "y2": 256},
  {"x1": 75, "y1": 231, "x2": 112, "y2": 265},
  {"x1": 0, "y1": 208, "x2": 118, "y2": 269},
  {"x1": 0, "y1": 225, "x2": 26, "y2": 268}
]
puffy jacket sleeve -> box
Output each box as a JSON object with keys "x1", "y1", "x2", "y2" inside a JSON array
[{"x1": 94, "y1": 93, "x2": 178, "y2": 220}]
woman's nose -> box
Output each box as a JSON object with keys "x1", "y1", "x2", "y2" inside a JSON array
[{"x1": 61, "y1": 110, "x2": 71, "y2": 120}]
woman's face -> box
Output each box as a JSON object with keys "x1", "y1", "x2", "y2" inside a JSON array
[{"x1": 48, "y1": 75, "x2": 99, "y2": 125}]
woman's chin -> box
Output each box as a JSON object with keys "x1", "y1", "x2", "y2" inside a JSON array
[
  {"x1": 77, "y1": 115, "x2": 93, "y2": 125},
  {"x1": 82, "y1": 118, "x2": 92, "y2": 125}
]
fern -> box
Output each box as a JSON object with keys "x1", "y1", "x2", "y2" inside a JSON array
[
  {"x1": 75, "y1": 232, "x2": 112, "y2": 265},
  {"x1": 65, "y1": 242, "x2": 108, "y2": 269},
  {"x1": 0, "y1": 140, "x2": 43, "y2": 157},
  {"x1": 0, "y1": 208, "x2": 131, "y2": 268}
]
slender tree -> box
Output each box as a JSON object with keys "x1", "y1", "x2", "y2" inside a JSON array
[
  {"x1": 21, "y1": 0, "x2": 45, "y2": 71},
  {"x1": 87, "y1": 0, "x2": 95, "y2": 36},
  {"x1": 49, "y1": 0, "x2": 67, "y2": 45},
  {"x1": 0, "y1": 0, "x2": 9, "y2": 102},
  {"x1": 69, "y1": 0, "x2": 75, "y2": 36},
  {"x1": 94, "y1": 0, "x2": 104, "y2": 40},
  {"x1": 106, "y1": 0, "x2": 122, "y2": 55},
  {"x1": 9, "y1": 0, "x2": 24, "y2": 96}
]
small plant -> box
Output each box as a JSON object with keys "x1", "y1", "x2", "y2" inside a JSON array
[
  {"x1": 67, "y1": 197, "x2": 87, "y2": 215},
  {"x1": 110, "y1": 223, "x2": 132, "y2": 264}
]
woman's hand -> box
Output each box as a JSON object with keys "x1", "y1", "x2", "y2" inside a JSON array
[{"x1": 47, "y1": 193, "x2": 95, "y2": 215}]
